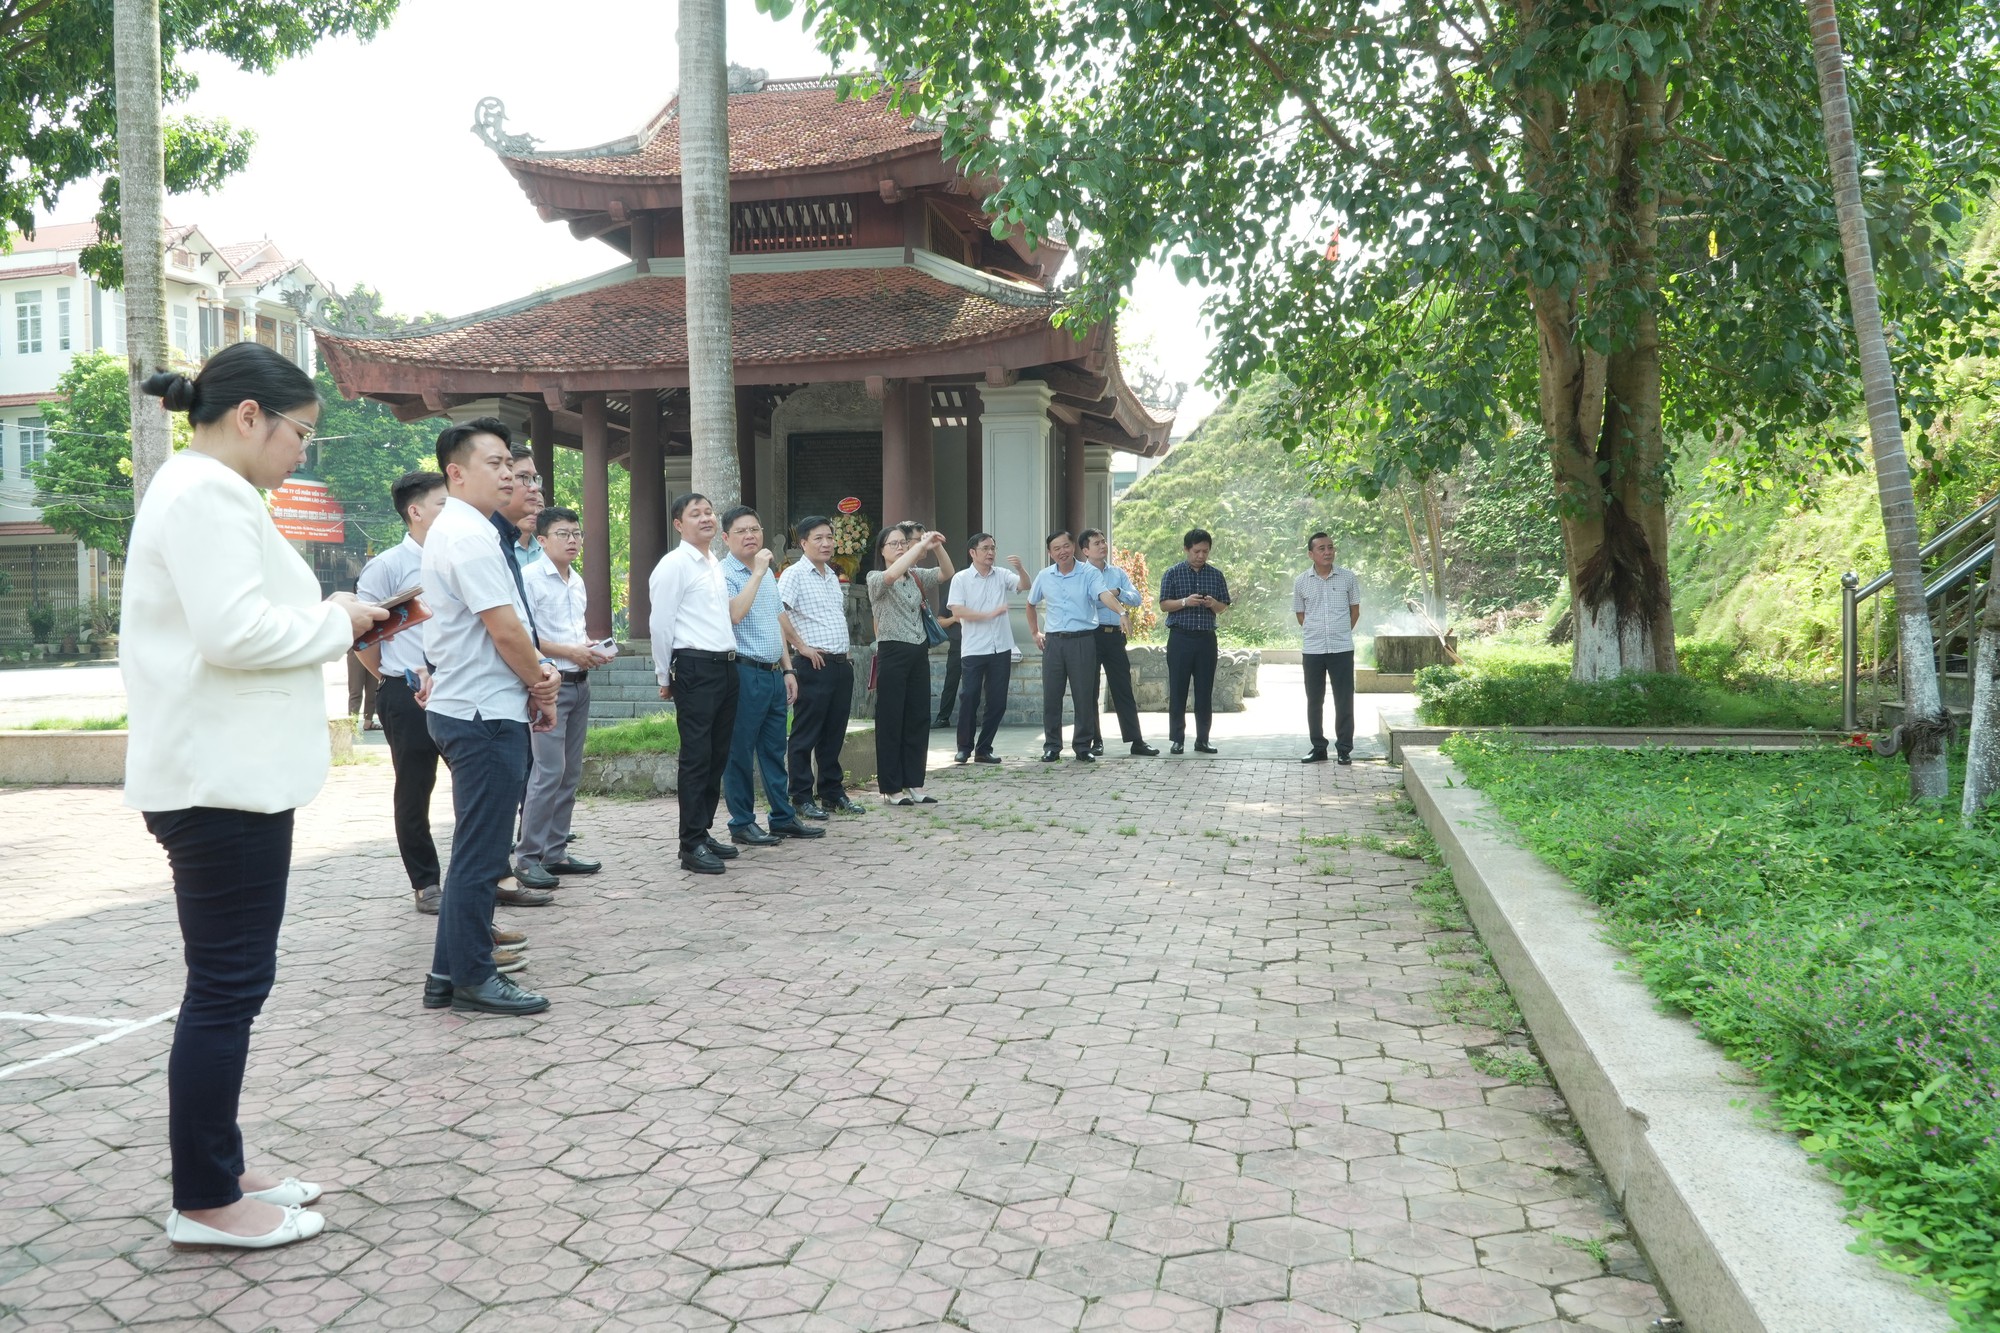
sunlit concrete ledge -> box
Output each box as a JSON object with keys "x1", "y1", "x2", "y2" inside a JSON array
[
  {"x1": 1381, "y1": 715, "x2": 1838, "y2": 764},
  {"x1": 1402, "y1": 746, "x2": 1947, "y2": 1333},
  {"x1": 0, "y1": 720, "x2": 353, "y2": 787}
]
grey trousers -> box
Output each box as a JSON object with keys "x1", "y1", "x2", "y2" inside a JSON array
[
  {"x1": 1042, "y1": 632, "x2": 1100, "y2": 753},
  {"x1": 518, "y1": 678, "x2": 588, "y2": 868}
]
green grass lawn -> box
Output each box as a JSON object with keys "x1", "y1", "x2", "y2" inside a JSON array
[
  {"x1": 582, "y1": 712, "x2": 680, "y2": 757},
  {"x1": 1445, "y1": 736, "x2": 1999, "y2": 1326},
  {"x1": 1416, "y1": 656, "x2": 1840, "y2": 729},
  {"x1": 14, "y1": 714, "x2": 127, "y2": 730}
]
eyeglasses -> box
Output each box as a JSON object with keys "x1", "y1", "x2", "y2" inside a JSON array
[
  {"x1": 515, "y1": 473, "x2": 543, "y2": 487},
  {"x1": 544, "y1": 528, "x2": 582, "y2": 542},
  {"x1": 268, "y1": 407, "x2": 317, "y2": 445}
]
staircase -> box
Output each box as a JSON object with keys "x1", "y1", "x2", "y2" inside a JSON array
[{"x1": 1843, "y1": 495, "x2": 1999, "y2": 730}]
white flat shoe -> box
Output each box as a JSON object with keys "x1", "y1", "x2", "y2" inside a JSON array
[
  {"x1": 243, "y1": 1177, "x2": 322, "y2": 1207},
  {"x1": 165, "y1": 1204, "x2": 325, "y2": 1251}
]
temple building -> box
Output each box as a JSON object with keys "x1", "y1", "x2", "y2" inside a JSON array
[{"x1": 314, "y1": 70, "x2": 1173, "y2": 642}]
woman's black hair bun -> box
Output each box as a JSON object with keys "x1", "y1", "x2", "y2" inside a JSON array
[{"x1": 141, "y1": 371, "x2": 199, "y2": 413}]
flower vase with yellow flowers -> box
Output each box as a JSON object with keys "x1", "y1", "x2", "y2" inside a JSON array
[{"x1": 830, "y1": 512, "x2": 872, "y2": 583}]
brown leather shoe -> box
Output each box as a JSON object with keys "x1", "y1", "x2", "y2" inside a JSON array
[
  {"x1": 494, "y1": 877, "x2": 555, "y2": 907},
  {"x1": 491, "y1": 924, "x2": 527, "y2": 948},
  {"x1": 414, "y1": 885, "x2": 441, "y2": 915},
  {"x1": 492, "y1": 947, "x2": 528, "y2": 975}
]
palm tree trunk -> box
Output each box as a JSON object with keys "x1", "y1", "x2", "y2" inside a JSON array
[
  {"x1": 1959, "y1": 514, "x2": 2000, "y2": 817},
  {"x1": 114, "y1": 0, "x2": 171, "y2": 505},
  {"x1": 1807, "y1": 0, "x2": 1951, "y2": 800},
  {"x1": 679, "y1": 0, "x2": 740, "y2": 517}
]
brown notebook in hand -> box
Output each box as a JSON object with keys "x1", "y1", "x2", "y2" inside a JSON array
[{"x1": 352, "y1": 586, "x2": 432, "y2": 651}]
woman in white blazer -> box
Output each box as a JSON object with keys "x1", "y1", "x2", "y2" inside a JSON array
[{"x1": 122, "y1": 342, "x2": 385, "y2": 1251}]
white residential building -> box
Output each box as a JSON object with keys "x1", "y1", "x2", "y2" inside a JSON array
[{"x1": 0, "y1": 220, "x2": 326, "y2": 643}]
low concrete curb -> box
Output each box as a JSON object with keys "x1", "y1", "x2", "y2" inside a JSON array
[
  {"x1": 1381, "y1": 716, "x2": 1838, "y2": 764},
  {"x1": 1, "y1": 719, "x2": 353, "y2": 786},
  {"x1": 1402, "y1": 747, "x2": 1947, "y2": 1333},
  {"x1": 579, "y1": 723, "x2": 879, "y2": 798}
]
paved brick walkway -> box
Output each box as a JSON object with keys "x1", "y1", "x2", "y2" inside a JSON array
[{"x1": 0, "y1": 755, "x2": 1668, "y2": 1332}]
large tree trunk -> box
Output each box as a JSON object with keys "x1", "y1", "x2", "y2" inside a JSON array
[
  {"x1": 680, "y1": 0, "x2": 740, "y2": 516},
  {"x1": 113, "y1": 0, "x2": 171, "y2": 504},
  {"x1": 1807, "y1": 0, "x2": 1952, "y2": 800},
  {"x1": 1960, "y1": 513, "x2": 2000, "y2": 818}
]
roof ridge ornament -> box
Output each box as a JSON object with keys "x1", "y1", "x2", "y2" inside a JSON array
[
  {"x1": 471, "y1": 97, "x2": 542, "y2": 155},
  {"x1": 728, "y1": 64, "x2": 769, "y2": 94}
]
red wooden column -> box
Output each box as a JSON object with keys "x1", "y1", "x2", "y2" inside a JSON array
[
  {"x1": 906, "y1": 378, "x2": 936, "y2": 530},
  {"x1": 964, "y1": 385, "x2": 984, "y2": 533},
  {"x1": 529, "y1": 400, "x2": 556, "y2": 506},
  {"x1": 628, "y1": 388, "x2": 666, "y2": 640},
  {"x1": 881, "y1": 379, "x2": 910, "y2": 529},
  {"x1": 580, "y1": 393, "x2": 613, "y2": 640},
  {"x1": 735, "y1": 385, "x2": 758, "y2": 513},
  {"x1": 1064, "y1": 417, "x2": 1087, "y2": 535}
]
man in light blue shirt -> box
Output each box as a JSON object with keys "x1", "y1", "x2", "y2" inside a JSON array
[
  {"x1": 1081, "y1": 528, "x2": 1159, "y2": 758},
  {"x1": 719, "y1": 505, "x2": 827, "y2": 847},
  {"x1": 1025, "y1": 528, "x2": 1126, "y2": 762}
]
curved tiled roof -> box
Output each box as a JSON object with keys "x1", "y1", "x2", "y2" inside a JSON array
[
  {"x1": 506, "y1": 82, "x2": 940, "y2": 181},
  {"x1": 316, "y1": 267, "x2": 1050, "y2": 374}
]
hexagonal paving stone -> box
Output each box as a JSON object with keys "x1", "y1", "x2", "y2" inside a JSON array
[
  {"x1": 1221, "y1": 1300, "x2": 1358, "y2": 1332},
  {"x1": 1080, "y1": 1288, "x2": 1227, "y2": 1330},
  {"x1": 1476, "y1": 1231, "x2": 1606, "y2": 1287},
  {"x1": 1292, "y1": 1258, "x2": 1423, "y2": 1321},
  {"x1": 1160, "y1": 1249, "x2": 1290, "y2": 1307},
  {"x1": 1033, "y1": 1239, "x2": 1165, "y2": 1297},
  {"x1": 1554, "y1": 1275, "x2": 1670, "y2": 1332},
  {"x1": 1230, "y1": 1216, "x2": 1354, "y2": 1267},
  {"x1": 1353, "y1": 1222, "x2": 1480, "y2": 1276},
  {"x1": 1421, "y1": 1267, "x2": 1561, "y2": 1330}
]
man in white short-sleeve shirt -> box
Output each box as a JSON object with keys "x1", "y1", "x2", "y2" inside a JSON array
[
  {"x1": 1292, "y1": 531, "x2": 1363, "y2": 765},
  {"x1": 516, "y1": 505, "x2": 610, "y2": 883},
  {"x1": 419, "y1": 418, "x2": 561, "y2": 1018},
  {"x1": 647, "y1": 492, "x2": 742, "y2": 876},
  {"x1": 945, "y1": 532, "x2": 1028, "y2": 764}
]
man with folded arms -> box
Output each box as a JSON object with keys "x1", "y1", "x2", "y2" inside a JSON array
[
  {"x1": 778, "y1": 515, "x2": 862, "y2": 819},
  {"x1": 945, "y1": 533, "x2": 1028, "y2": 765},
  {"x1": 1024, "y1": 528, "x2": 1127, "y2": 763},
  {"x1": 1079, "y1": 527, "x2": 1160, "y2": 758},
  {"x1": 718, "y1": 506, "x2": 828, "y2": 847},
  {"x1": 420, "y1": 418, "x2": 561, "y2": 1016},
  {"x1": 516, "y1": 506, "x2": 609, "y2": 883},
  {"x1": 650, "y1": 493, "x2": 742, "y2": 875}
]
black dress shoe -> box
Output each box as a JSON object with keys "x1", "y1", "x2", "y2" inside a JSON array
[
  {"x1": 730, "y1": 824, "x2": 782, "y2": 846},
  {"x1": 1130, "y1": 742, "x2": 1160, "y2": 757},
  {"x1": 831, "y1": 795, "x2": 865, "y2": 815},
  {"x1": 1091, "y1": 740, "x2": 1104, "y2": 757},
  {"x1": 954, "y1": 750, "x2": 971, "y2": 764},
  {"x1": 512, "y1": 863, "x2": 560, "y2": 891},
  {"x1": 1073, "y1": 750, "x2": 1096, "y2": 762},
  {"x1": 973, "y1": 753, "x2": 1002, "y2": 765},
  {"x1": 546, "y1": 855, "x2": 601, "y2": 874},
  {"x1": 795, "y1": 800, "x2": 830, "y2": 820},
  {"x1": 768, "y1": 819, "x2": 826, "y2": 839},
  {"x1": 703, "y1": 836, "x2": 740, "y2": 860},
  {"x1": 451, "y1": 974, "x2": 550, "y2": 1015},
  {"x1": 1041, "y1": 749, "x2": 1061, "y2": 763},
  {"x1": 680, "y1": 844, "x2": 727, "y2": 875},
  {"x1": 935, "y1": 714, "x2": 954, "y2": 728},
  {"x1": 1337, "y1": 754, "x2": 1353, "y2": 766},
  {"x1": 423, "y1": 973, "x2": 452, "y2": 1010},
  {"x1": 1195, "y1": 742, "x2": 1219, "y2": 754},
  {"x1": 1302, "y1": 749, "x2": 1329, "y2": 764},
  {"x1": 1170, "y1": 742, "x2": 1185, "y2": 754}
]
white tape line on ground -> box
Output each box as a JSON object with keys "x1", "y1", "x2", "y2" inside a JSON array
[
  {"x1": 0, "y1": 1011, "x2": 130, "y2": 1029},
  {"x1": 0, "y1": 1008, "x2": 180, "y2": 1081}
]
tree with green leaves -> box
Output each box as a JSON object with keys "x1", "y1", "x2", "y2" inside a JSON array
[
  {"x1": 0, "y1": 0, "x2": 396, "y2": 278},
  {"x1": 309, "y1": 367, "x2": 447, "y2": 551},
  {"x1": 776, "y1": 0, "x2": 2000, "y2": 681},
  {"x1": 32, "y1": 349, "x2": 190, "y2": 557}
]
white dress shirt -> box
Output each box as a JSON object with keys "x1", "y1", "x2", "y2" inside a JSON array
[
  {"x1": 355, "y1": 533, "x2": 430, "y2": 678},
  {"x1": 947, "y1": 565, "x2": 1021, "y2": 657},
  {"x1": 778, "y1": 557, "x2": 851, "y2": 653},
  {"x1": 648, "y1": 539, "x2": 736, "y2": 683},
  {"x1": 1294, "y1": 566, "x2": 1363, "y2": 654},
  {"x1": 421, "y1": 495, "x2": 533, "y2": 722},
  {"x1": 120, "y1": 451, "x2": 354, "y2": 813},
  {"x1": 524, "y1": 558, "x2": 589, "y2": 651}
]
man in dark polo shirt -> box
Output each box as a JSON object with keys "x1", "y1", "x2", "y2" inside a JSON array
[{"x1": 1158, "y1": 527, "x2": 1232, "y2": 754}]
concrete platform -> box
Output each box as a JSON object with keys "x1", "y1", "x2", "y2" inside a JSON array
[
  {"x1": 1379, "y1": 714, "x2": 1840, "y2": 765},
  {"x1": 1402, "y1": 747, "x2": 1949, "y2": 1333}
]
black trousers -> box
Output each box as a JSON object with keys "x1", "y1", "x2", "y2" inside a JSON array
[
  {"x1": 1096, "y1": 627, "x2": 1144, "y2": 743},
  {"x1": 935, "y1": 623, "x2": 962, "y2": 723},
  {"x1": 788, "y1": 654, "x2": 853, "y2": 806},
  {"x1": 427, "y1": 712, "x2": 530, "y2": 988},
  {"x1": 874, "y1": 639, "x2": 933, "y2": 793},
  {"x1": 143, "y1": 805, "x2": 294, "y2": 1211},
  {"x1": 956, "y1": 650, "x2": 1013, "y2": 756},
  {"x1": 1304, "y1": 650, "x2": 1357, "y2": 756},
  {"x1": 1042, "y1": 631, "x2": 1101, "y2": 753},
  {"x1": 1167, "y1": 626, "x2": 1219, "y2": 744},
  {"x1": 376, "y1": 676, "x2": 441, "y2": 891},
  {"x1": 672, "y1": 654, "x2": 740, "y2": 853}
]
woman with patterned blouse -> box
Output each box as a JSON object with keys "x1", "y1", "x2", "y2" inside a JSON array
[{"x1": 867, "y1": 525, "x2": 956, "y2": 804}]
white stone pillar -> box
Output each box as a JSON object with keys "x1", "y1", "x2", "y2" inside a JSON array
[
  {"x1": 979, "y1": 382, "x2": 1055, "y2": 646},
  {"x1": 1086, "y1": 445, "x2": 1114, "y2": 545},
  {"x1": 662, "y1": 457, "x2": 694, "y2": 549}
]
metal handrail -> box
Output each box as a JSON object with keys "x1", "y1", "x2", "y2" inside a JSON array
[{"x1": 1841, "y1": 497, "x2": 1999, "y2": 730}]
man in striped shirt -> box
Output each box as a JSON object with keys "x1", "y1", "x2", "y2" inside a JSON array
[{"x1": 778, "y1": 516, "x2": 862, "y2": 818}]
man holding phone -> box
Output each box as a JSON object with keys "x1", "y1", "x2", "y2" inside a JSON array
[
  {"x1": 1159, "y1": 527, "x2": 1232, "y2": 754},
  {"x1": 516, "y1": 505, "x2": 610, "y2": 884},
  {"x1": 356, "y1": 471, "x2": 448, "y2": 915}
]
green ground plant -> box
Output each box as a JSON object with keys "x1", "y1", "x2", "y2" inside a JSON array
[
  {"x1": 581, "y1": 713, "x2": 681, "y2": 757},
  {"x1": 17, "y1": 714, "x2": 126, "y2": 730},
  {"x1": 1445, "y1": 737, "x2": 2000, "y2": 1325},
  {"x1": 1413, "y1": 652, "x2": 1840, "y2": 729}
]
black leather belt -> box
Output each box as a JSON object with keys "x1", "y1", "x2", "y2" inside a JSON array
[
  {"x1": 741, "y1": 658, "x2": 783, "y2": 673},
  {"x1": 559, "y1": 670, "x2": 588, "y2": 685},
  {"x1": 1048, "y1": 630, "x2": 1093, "y2": 639},
  {"x1": 803, "y1": 651, "x2": 848, "y2": 664},
  {"x1": 675, "y1": 647, "x2": 736, "y2": 662},
  {"x1": 1099, "y1": 625, "x2": 1126, "y2": 634}
]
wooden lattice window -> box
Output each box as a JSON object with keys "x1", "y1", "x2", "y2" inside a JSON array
[
  {"x1": 256, "y1": 315, "x2": 278, "y2": 348},
  {"x1": 730, "y1": 196, "x2": 856, "y2": 253},
  {"x1": 222, "y1": 308, "x2": 240, "y2": 342}
]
